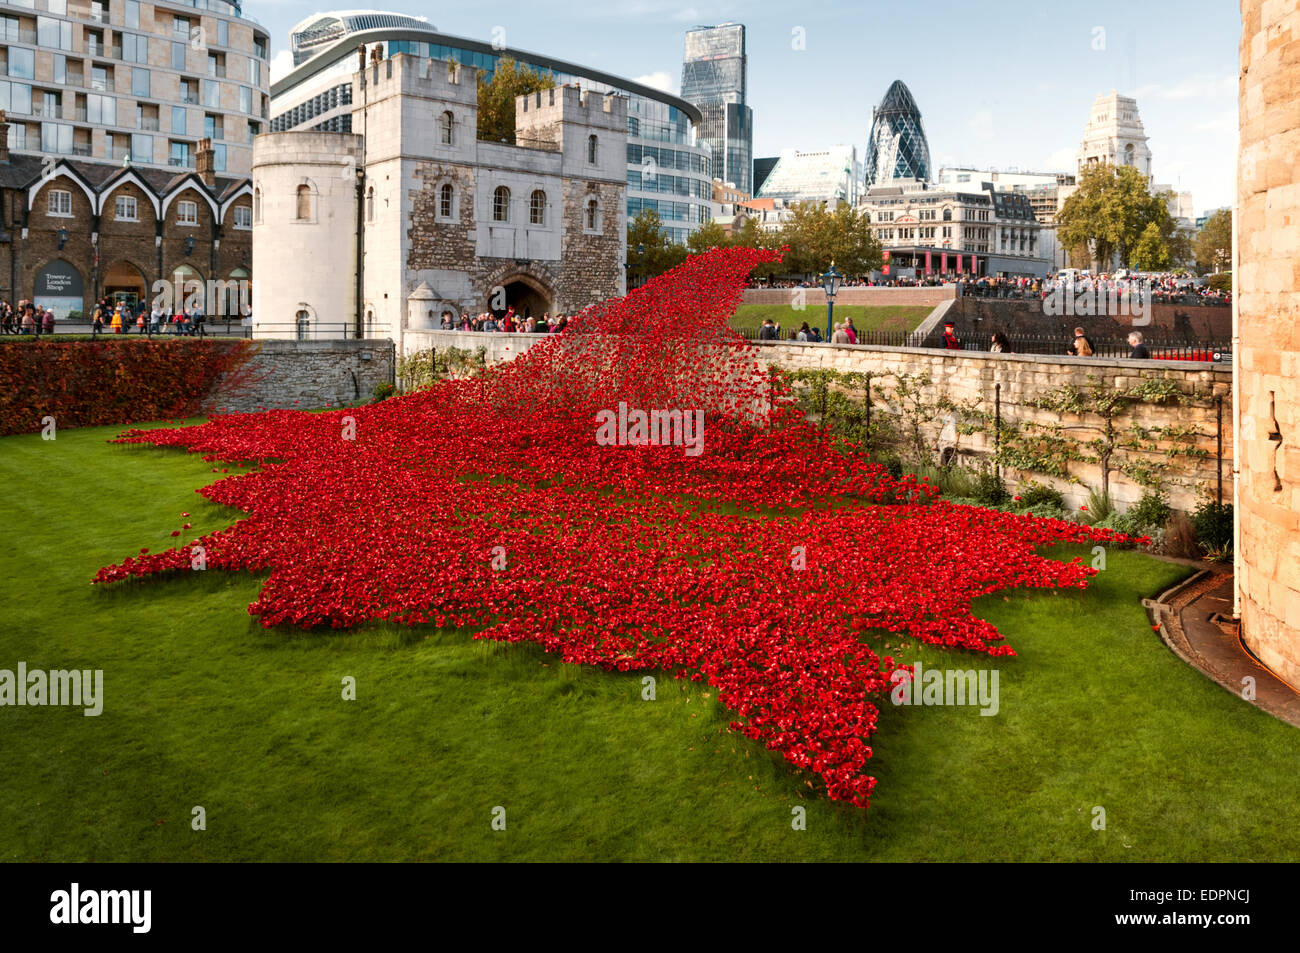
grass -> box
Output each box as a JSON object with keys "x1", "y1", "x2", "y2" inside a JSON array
[
  {"x1": 2, "y1": 420, "x2": 1299, "y2": 861},
  {"x1": 729, "y1": 304, "x2": 933, "y2": 336}
]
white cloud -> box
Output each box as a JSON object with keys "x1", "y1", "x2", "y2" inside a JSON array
[
  {"x1": 1043, "y1": 146, "x2": 1077, "y2": 173},
  {"x1": 632, "y1": 71, "x2": 676, "y2": 94}
]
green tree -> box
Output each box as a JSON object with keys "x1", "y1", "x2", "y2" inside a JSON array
[
  {"x1": 728, "y1": 215, "x2": 783, "y2": 279},
  {"x1": 1057, "y1": 163, "x2": 1174, "y2": 270},
  {"x1": 686, "y1": 221, "x2": 729, "y2": 255},
  {"x1": 1131, "y1": 221, "x2": 1172, "y2": 271},
  {"x1": 1194, "y1": 208, "x2": 1232, "y2": 274},
  {"x1": 476, "y1": 57, "x2": 556, "y2": 144},
  {"x1": 626, "y1": 209, "x2": 687, "y2": 283},
  {"x1": 778, "y1": 202, "x2": 881, "y2": 277}
]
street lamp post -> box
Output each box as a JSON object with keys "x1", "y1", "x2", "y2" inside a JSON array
[{"x1": 820, "y1": 263, "x2": 843, "y2": 340}]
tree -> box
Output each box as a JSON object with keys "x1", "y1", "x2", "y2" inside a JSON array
[
  {"x1": 686, "y1": 221, "x2": 729, "y2": 255},
  {"x1": 1057, "y1": 163, "x2": 1174, "y2": 270},
  {"x1": 477, "y1": 57, "x2": 556, "y2": 144},
  {"x1": 626, "y1": 209, "x2": 687, "y2": 284},
  {"x1": 778, "y1": 202, "x2": 881, "y2": 277},
  {"x1": 729, "y1": 216, "x2": 783, "y2": 279},
  {"x1": 1194, "y1": 208, "x2": 1232, "y2": 274},
  {"x1": 1131, "y1": 221, "x2": 1172, "y2": 271}
]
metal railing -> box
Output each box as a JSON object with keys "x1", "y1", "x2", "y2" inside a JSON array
[{"x1": 739, "y1": 327, "x2": 1232, "y2": 362}]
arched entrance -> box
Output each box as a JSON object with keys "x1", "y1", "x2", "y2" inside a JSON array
[
  {"x1": 167, "y1": 263, "x2": 205, "y2": 314},
  {"x1": 490, "y1": 274, "x2": 552, "y2": 319},
  {"x1": 102, "y1": 261, "x2": 147, "y2": 309}
]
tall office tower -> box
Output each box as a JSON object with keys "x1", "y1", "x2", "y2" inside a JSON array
[
  {"x1": 864, "y1": 79, "x2": 931, "y2": 188},
  {"x1": 680, "y1": 22, "x2": 752, "y2": 194}
]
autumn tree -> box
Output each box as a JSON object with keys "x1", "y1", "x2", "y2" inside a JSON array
[
  {"x1": 1194, "y1": 207, "x2": 1232, "y2": 274},
  {"x1": 1057, "y1": 163, "x2": 1176, "y2": 270},
  {"x1": 778, "y1": 202, "x2": 880, "y2": 277},
  {"x1": 477, "y1": 57, "x2": 556, "y2": 144}
]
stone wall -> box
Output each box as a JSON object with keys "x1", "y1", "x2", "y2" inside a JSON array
[
  {"x1": 399, "y1": 328, "x2": 1231, "y2": 513},
  {"x1": 751, "y1": 342, "x2": 1232, "y2": 513},
  {"x1": 213, "y1": 339, "x2": 395, "y2": 411},
  {"x1": 1236, "y1": 0, "x2": 1300, "y2": 685}
]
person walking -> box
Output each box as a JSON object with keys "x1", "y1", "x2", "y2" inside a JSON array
[
  {"x1": 990, "y1": 331, "x2": 1011, "y2": 353},
  {"x1": 1066, "y1": 326, "x2": 1094, "y2": 357},
  {"x1": 1128, "y1": 331, "x2": 1150, "y2": 359},
  {"x1": 843, "y1": 317, "x2": 858, "y2": 345},
  {"x1": 831, "y1": 322, "x2": 850, "y2": 344}
]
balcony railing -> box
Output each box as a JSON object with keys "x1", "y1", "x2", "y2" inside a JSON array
[
  {"x1": 137, "y1": 117, "x2": 159, "y2": 130},
  {"x1": 85, "y1": 39, "x2": 105, "y2": 56},
  {"x1": 71, "y1": 143, "x2": 91, "y2": 156},
  {"x1": 179, "y1": 93, "x2": 200, "y2": 105},
  {"x1": 207, "y1": 65, "x2": 226, "y2": 78}
]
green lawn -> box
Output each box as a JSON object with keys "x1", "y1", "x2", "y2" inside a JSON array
[
  {"x1": 2, "y1": 421, "x2": 1298, "y2": 861},
  {"x1": 730, "y1": 303, "x2": 933, "y2": 336}
]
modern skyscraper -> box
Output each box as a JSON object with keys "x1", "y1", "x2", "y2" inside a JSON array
[
  {"x1": 680, "y1": 22, "x2": 752, "y2": 194},
  {"x1": 864, "y1": 80, "x2": 931, "y2": 188},
  {"x1": 756, "y1": 146, "x2": 861, "y2": 206}
]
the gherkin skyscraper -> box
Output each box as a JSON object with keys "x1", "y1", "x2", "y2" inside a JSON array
[{"x1": 864, "y1": 80, "x2": 932, "y2": 187}]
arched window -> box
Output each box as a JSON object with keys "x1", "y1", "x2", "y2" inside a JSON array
[
  {"x1": 439, "y1": 110, "x2": 454, "y2": 145},
  {"x1": 253, "y1": 186, "x2": 262, "y2": 223},
  {"x1": 439, "y1": 183, "x2": 453, "y2": 218},
  {"x1": 942, "y1": 207, "x2": 952, "y2": 221},
  {"x1": 529, "y1": 189, "x2": 545, "y2": 225},
  {"x1": 295, "y1": 184, "x2": 312, "y2": 221},
  {"x1": 585, "y1": 197, "x2": 600, "y2": 231},
  {"x1": 365, "y1": 186, "x2": 374, "y2": 222},
  {"x1": 587, "y1": 134, "x2": 598, "y2": 164},
  {"x1": 295, "y1": 309, "x2": 310, "y2": 340},
  {"x1": 493, "y1": 185, "x2": 510, "y2": 222}
]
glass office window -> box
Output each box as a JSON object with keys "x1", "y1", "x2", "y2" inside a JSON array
[
  {"x1": 204, "y1": 81, "x2": 221, "y2": 108},
  {"x1": 172, "y1": 106, "x2": 186, "y2": 135},
  {"x1": 125, "y1": 0, "x2": 139, "y2": 29},
  {"x1": 172, "y1": 42, "x2": 186, "y2": 71},
  {"x1": 131, "y1": 133, "x2": 152, "y2": 164},
  {"x1": 132, "y1": 68, "x2": 150, "y2": 98},
  {"x1": 8, "y1": 48, "x2": 34, "y2": 80}
]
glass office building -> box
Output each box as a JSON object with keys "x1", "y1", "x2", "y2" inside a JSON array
[
  {"x1": 274, "y1": 12, "x2": 713, "y2": 244},
  {"x1": 679, "y1": 22, "x2": 752, "y2": 194},
  {"x1": 864, "y1": 80, "x2": 931, "y2": 188}
]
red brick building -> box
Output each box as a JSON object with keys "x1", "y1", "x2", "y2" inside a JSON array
[{"x1": 0, "y1": 116, "x2": 252, "y2": 321}]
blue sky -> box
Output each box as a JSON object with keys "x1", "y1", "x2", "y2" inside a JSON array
[{"x1": 258, "y1": 0, "x2": 1240, "y2": 215}]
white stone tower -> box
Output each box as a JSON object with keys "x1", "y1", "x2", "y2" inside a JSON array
[{"x1": 1075, "y1": 90, "x2": 1153, "y2": 183}]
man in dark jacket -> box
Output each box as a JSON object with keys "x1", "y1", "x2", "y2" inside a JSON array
[{"x1": 1128, "y1": 331, "x2": 1150, "y2": 359}]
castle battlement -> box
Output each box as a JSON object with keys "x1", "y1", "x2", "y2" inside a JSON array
[
  {"x1": 517, "y1": 84, "x2": 628, "y2": 132},
  {"x1": 355, "y1": 51, "x2": 479, "y2": 108}
]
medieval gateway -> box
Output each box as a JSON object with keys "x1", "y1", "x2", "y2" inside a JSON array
[{"x1": 251, "y1": 48, "x2": 627, "y2": 350}]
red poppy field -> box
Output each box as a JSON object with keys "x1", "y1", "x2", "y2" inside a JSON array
[{"x1": 93, "y1": 249, "x2": 1129, "y2": 810}]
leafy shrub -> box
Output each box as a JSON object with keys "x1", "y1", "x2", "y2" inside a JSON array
[
  {"x1": 972, "y1": 467, "x2": 1010, "y2": 506},
  {"x1": 1191, "y1": 500, "x2": 1233, "y2": 551},
  {"x1": 372, "y1": 381, "x2": 396, "y2": 402},
  {"x1": 1127, "y1": 490, "x2": 1172, "y2": 534},
  {"x1": 1016, "y1": 481, "x2": 1065, "y2": 510},
  {"x1": 1083, "y1": 487, "x2": 1114, "y2": 522},
  {"x1": 874, "y1": 451, "x2": 903, "y2": 481},
  {"x1": 1207, "y1": 272, "x2": 1231, "y2": 293}
]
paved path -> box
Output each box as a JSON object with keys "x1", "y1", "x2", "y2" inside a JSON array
[{"x1": 1148, "y1": 566, "x2": 1300, "y2": 728}]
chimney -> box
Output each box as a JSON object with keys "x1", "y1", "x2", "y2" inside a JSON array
[
  {"x1": 357, "y1": 44, "x2": 366, "y2": 71},
  {"x1": 196, "y1": 136, "x2": 215, "y2": 187},
  {"x1": 0, "y1": 110, "x2": 9, "y2": 163}
]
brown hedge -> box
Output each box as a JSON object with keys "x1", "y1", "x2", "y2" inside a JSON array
[{"x1": 0, "y1": 338, "x2": 257, "y2": 436}]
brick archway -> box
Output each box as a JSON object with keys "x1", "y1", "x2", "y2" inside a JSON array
[{"x1": 484, "y1": 270, "x2": 554, "y2": 319}]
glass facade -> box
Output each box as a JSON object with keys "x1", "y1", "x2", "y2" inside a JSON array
[
  {"x1": 680, "y1": 23, "x2": 751, "y2": 193},
  {"x1": 864, "y1": 80, "x2": 932, "y2": 187}
]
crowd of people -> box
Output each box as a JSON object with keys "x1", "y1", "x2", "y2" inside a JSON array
[
  {"x1": 89, "y1": 299, "x2": 208, "y2": 336},
  {"x1": 0, "y1": 300, "x2": 56, "y2": 335},
  {"x1": 947, "y1": 322, "x2": 1151, "y2": 359},
  {"x1": 439, "y1": 307, "x2": 570, "y2": 334},
  {"x1": 749, "y1": 271, "x2": 1230, "y2": 305}
]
